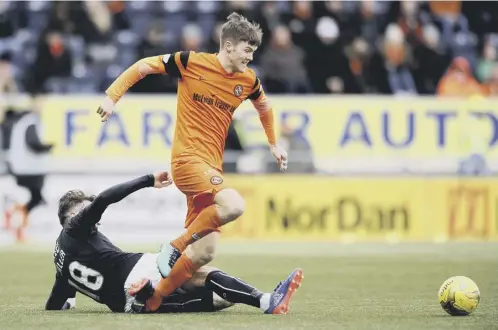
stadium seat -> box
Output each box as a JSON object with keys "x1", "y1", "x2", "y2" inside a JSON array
[
  {"x1": 44, "y1": 77, "x2": 70, "y2": 94},
  {"x1": 196, "y1": 1, "x2": 220, "y2": 14},
  {"x1": 114, "y1": 30, "x2": 140, "y2": 48},
  {"x1": 129, "y1": 13, "x2": 154, "y2": 38},
  {"x1": 197, "y1": 15, "x2": 216, "y2": 39},
  {"x1": 160, "y1": 1, "x2": 186, "y2": 14},
  {"x1": 126, "y1": 1, "x2": 155, "y2": 13},
  {"x1": 164, "y1": 14, "x2": 187, "y2": 38}
]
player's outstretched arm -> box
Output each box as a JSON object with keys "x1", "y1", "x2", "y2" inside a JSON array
[
  {"x1": 97, "y1": 55, "x2": 165, "y2": 121},
  {"x1": 248, "y1": 79, "x2": 288, "y2": 171},
  {"x1": 67, "y1": 172, "x2": 172, "y2": 233},
  {"x1": 45, "y1": 274, "x2": 74, "y2": 310},
  {"x1": 96, "y1": 53, "x2": 185, "y2": 122}
]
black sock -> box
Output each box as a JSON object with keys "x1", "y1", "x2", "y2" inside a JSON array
[{"x1": 205, "y1": 270, "x2": 263, "y2": 308}]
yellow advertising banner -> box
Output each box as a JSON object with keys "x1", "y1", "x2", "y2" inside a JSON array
[
  {"x1": 40, "y1": 96, "x2": 498, "y2": 159},
  {"x1": 221, "y1": 176, "x2": 498, "y2": 242}
]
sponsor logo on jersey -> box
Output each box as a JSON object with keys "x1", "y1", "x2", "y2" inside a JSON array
[{"x1": 210, "y1": 176, "x2": 223, "y2": 185}]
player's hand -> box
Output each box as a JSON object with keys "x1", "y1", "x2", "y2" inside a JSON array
[
  {"x1": 96, "y1": 96, "x2": 116, "y2": 122},
  {"x1": 153, "y1": 171, "x2": 173, "y2": 188},
  {"x1": 61, "y1": 298, "x2": 76, "y2": 310},
  {"x1": 270, "y1": 144, "x2": 288, "y2": 172}
]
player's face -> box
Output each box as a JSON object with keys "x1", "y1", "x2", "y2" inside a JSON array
[{"x1": 230, "y1": 41, "x2": 257, "y2": 73}]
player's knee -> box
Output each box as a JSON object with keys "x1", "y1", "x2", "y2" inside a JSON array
[
  {"x1": 226, "y1": 196, "x2": 245, "y2": 221},
  {"x1": 191, "y1": 245, "x2": 216, "y2": 266},
  {"x1": 212, "y1": 292, "x2": 234, "y2": 311},
  {"x1": 215, "y1": 189, "x2": 245, "y2": 223}
]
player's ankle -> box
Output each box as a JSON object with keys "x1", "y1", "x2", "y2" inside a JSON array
[
  {"x1": 259, "y1": 293, "x2": 271, "y2": 311},
  {"x1": 170, "y1": 239, "x2": 185, "y2": 253},
  {"x1": 153, "y1": 288, "x2": 164, "y2": 299}
]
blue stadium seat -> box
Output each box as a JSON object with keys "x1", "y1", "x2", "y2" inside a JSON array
[
  {"x1": 66, "y1": 35, "x2": 86, "y2": 64},
  {"x1": 113, "y1": 30, "x2": 140, "y2": 48},
  {"x1": 160, "y1": 1, "x2": 186, "y2": 14},
  {"x1": 44, "y1": 77, "x2": 70, "y2": 94},
  {"x1": 196, "y1": 1, "x2": 220, "y2": 14},
  {"x1": 116, "y1": 48, "x2": 137, "y2": 67},
  {"x1": 126, "y1": 1, "x2": 155, "y2": 13},
  {"x1": 164, "y1": 14, "x2": 187, "y2": 38},
  {"x1": 129, "y1": 13, "x2": 154, "y2": 37},
  {"x1": 27, "y1": 11, "x2": 48, "y2": 31},
  {"x1": 67, "y1": 78, "x2": 99, "y2": 94},
  {"x1": 27, "y1": 1, "x2": 52, "y2": 12},
  {"x1": 197, "y1": 15, "x2": 216, "y2": 39}
]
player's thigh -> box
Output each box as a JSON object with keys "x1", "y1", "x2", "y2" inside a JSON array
[
  {"x1": 172, "y1": 158, "x2": 226, "y2": 200},
  {"x1": 185, "y1": 231, "x2": 220, "y2": 266}
]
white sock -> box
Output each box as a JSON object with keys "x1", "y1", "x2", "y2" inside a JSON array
[{"x1": 259, "y1": 293, "x2": 271, "y2": 311}]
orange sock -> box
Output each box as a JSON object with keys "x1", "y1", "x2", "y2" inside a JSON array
[
  {"x1": 147, "y1": 255, "x2": 198, "y2": 311},
  {"x1": 171, "y1": 204, "x2": 222, "y2": 253}
]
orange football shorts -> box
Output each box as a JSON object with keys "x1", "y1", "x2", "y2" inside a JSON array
[{"x1": 171, "y1": 156, "x2": 225, "y2": 228}]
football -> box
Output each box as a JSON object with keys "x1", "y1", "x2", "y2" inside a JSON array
[{"x1": 438, "y1": 276, "x2": 481, "y2": 316}]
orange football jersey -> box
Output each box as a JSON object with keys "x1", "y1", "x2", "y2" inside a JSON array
[{"x1": 161, "y1": 51, "x2": 264, "y2": 171}]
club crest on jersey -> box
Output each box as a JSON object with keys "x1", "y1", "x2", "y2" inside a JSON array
[
  {"x1": 233, "y1": 85, "x2": 243, "y2": 97},
  {"x1": 210, "y1": 176, "x2": 223, "y2": 185}
]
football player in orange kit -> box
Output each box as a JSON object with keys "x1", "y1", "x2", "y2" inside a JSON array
[{"x1": 96, "y1": 13, "x2": 303, "y2": 314}]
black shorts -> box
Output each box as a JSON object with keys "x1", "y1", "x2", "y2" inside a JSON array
[{"x1": 15, "y1": 175, "x2": 45, "y2": 190}]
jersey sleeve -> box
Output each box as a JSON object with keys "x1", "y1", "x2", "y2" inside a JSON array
[
  {"x1": 162, "y1": 51, "x2": 192, "y2": 79},
  {"x1": 248, "y1": 77, "x2": 276, "y2": 145},
  {"x1": 247, "y1": 77, "x2": 264, "y2": 101},
  {"x1": 45, "y1": 272, "x2": 72, "y2": 310},
  {"x1": 65, "y1": 175, "x2": 154, "y2": 236}
]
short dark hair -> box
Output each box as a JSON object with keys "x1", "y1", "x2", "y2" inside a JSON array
[
  {"x1": 57, "y1": 190, "x2": 95, "y2": 226},
  {"x1": 220, "y1": 12, "x2": 263, "y2": 47}
]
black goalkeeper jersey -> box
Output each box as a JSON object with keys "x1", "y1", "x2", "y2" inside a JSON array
[{"x1": 45, "y1": 175, "x2": 154, "y2": 312}]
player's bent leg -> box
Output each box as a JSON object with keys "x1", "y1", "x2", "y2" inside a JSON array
[
  {"x1": 213, "y1": 188, "x2": 245, "y2": 225},
  {"x1": 150, "y1": 233, "x2": 220, "y2": 311},
  {"x1": 156, "y1": 288, "x2": 232, "y2": 313},
  {"x1": 160, "y1": 188, "x2": 244, "y2": 266},
  {"x1": 185, "y1": 232, "x2": 220, "y2": 267},
  {"x1": 181, "y1": 265, "x2": 219, "y2": 291}
]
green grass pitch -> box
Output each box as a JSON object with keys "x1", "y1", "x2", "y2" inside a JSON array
[{"x1": 0, "y1": 242, "x2": 497, "y2": 330}]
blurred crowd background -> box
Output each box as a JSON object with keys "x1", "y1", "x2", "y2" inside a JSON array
[{"x1": 0, "y1": 0, "x2": 497, "y2": 97}]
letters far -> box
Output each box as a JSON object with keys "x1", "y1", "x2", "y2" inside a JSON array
[{"x1": 65, "y1": 110, "x2": 174, "y2": 147}]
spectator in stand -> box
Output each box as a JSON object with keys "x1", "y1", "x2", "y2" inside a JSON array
[
  {"x1": 307, "y1": 17, "x2": 357, "y2": 94},
  {"x1": 437, "y1": 56, "x2": 483, "y2": 97},
  {"x1": 369, "y1": 24, "x2": 418, "y2": 95},
  {"x1": 0, "y1": 52, "x2": 18, "y2": 96},
  {"x1": 75, "y1": 1, "x2": 129, "y2": 44},
  {"x1": 0, "y1": 1, "x2": 27, "y2": 38},
  {"x1": 313, "y1": 0, "x2": 358, "y2": 44},
  {"x1": 344, "y1": 37, "x2": 375, "y2": 93},
  {"x1": 26, "y1": 30, "x2": 73, "y2": 94},
  {"x1": 46, "y1": 1, "x2": 76, "y2": 35},
  {"x1": 207, "y1": 22, "x2": 223, "y2": 53},
  {"x1": 260, "y1": 25, "x2": 310, "y2": 94},
  {"x1": 132, "y1": 21, "x2": 176, "y2": 94},
  {"x1": 482, "y1": 64, "x2": 498, "y2": 96},
  {"x1": 285, "y1": 1, "x2": 317, "y2": 51},
  {"x1": 355, "y1": 0, "x2": 384, "y2": 47},
  {"x1": 413, "y1": 24, "x2": 451, "y2": 94},
  {"x1": 180, "y1": 23, "x2": 204, "y2": 52},
  {"x1": 476, "y1": 37, "x2": 497, "y2": 83}
]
